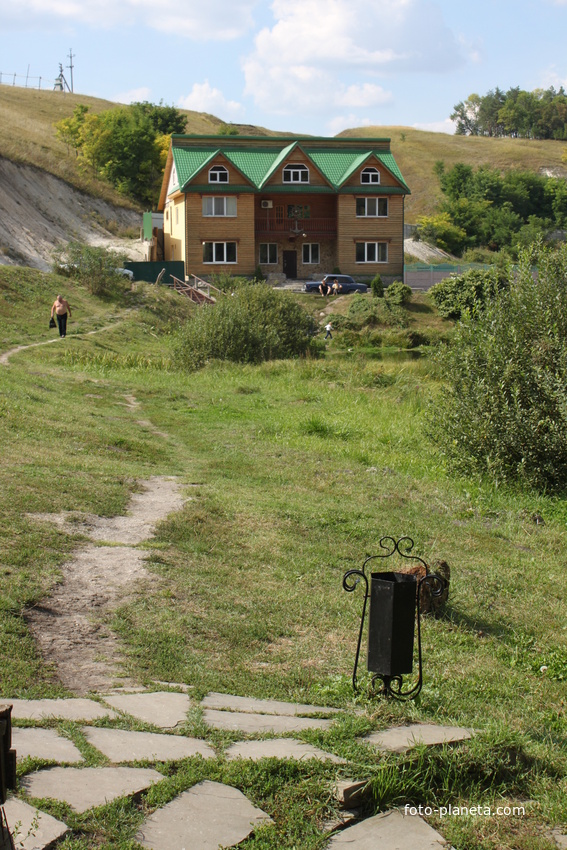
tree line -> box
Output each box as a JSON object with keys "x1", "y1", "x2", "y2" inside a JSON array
[
  {"x1": 416, "y1": 161, "x2": 567, "y2": 257},
  {"x1": 55, "y1": 102, "x2": 187, "y2": 205},
  {"x1": 452, "y1": 87, "x2": 567, "y2": 139}
]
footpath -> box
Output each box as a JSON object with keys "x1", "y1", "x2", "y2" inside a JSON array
[{"x1": 4, "y1": 687, "x2": 473, "y2": 850}]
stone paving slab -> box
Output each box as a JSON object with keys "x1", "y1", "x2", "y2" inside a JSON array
[
  {"x1": 201, "y1": 692, "x2": 340, "y2": 716},
  {"x1": 325, "y1": 809, "x2": 451, "y2": 848},
  {"x1": 137, "y1": 780, "x2": 272, "y2": 850},
  {"x1": 364, "y1": 723, "x2": 473, "y2": 753},
  {"x1": 12, "y1": 728, "x2": 84, "y2": 764},
  {"x1": 21, "y1": 766, "x2": 164, "y2": 813},
  {"x1": 82, "y1": 727, "x2": 215, "y2": 762},
  {"x1": 225, "y1": 738, "x2": 345, "y2": 763},
  {"x1": 3, "y1": 797, "x2": 69, "y2": 850},
  {"x1": 203, "y1": 708, "x2": 333, "y2": 734},
  {"x1": 9, "y1": 698, "x2": 117, "y2": 722},
  {"x1": 102, "y1": 692, "x2": 191, "y2": 728}
]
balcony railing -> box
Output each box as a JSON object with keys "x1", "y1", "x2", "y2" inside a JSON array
[{"x1": 255, "y1": 217, "x2": 336, "y2": 235}]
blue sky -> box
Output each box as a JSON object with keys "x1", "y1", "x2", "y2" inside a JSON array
[{"x1": 1, "y1": 0, "x2": 566, "y2": 136}]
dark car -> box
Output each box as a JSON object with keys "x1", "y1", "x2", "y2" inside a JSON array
[{"x1": 304, "y1": 274, "x2": 368, "y2": 294}]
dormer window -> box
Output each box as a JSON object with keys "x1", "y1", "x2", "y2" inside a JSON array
[
  {"x1": 209, "y1": 165, "x2": 229, "y2": 183},
  {"x1": 361, "y1": 167, "x2": 380, "y2": 184},
  {"x1": 283, "y1": 163, "x2": 309, "y2": 184}
]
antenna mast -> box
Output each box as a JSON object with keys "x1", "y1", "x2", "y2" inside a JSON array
[{"x1": 67, "y1": 48, "x2": 75, "y2": 93}]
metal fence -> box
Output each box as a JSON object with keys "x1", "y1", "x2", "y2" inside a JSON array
[
  {"x1": 404, "y1": 263, "x2": 493, "y2": 290},
  {"x1": 0, "y1": 73, "x2": 57, "y2": 90}
]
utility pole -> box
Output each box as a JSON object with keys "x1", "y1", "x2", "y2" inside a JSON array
[{"x1": 67, "y1": 48, "x2": 75, "y2": 93}]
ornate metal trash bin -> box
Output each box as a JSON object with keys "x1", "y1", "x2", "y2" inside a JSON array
[
  {"x1": 367, "y1": 571, "x2": 417, "y2": 677},
  {"x1": 343, "y1": 537, "x2": 446, "y2": 700}
]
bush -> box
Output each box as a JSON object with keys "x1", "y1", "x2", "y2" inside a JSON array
[
  {"x1": 370, "y1": 274, "x2": 384, "y2": 298},
  {"x1": 347, "y1": 294, "x2": 408, "y2": 328},
  {"x1": 175, "y1": 283, "x2": 319, "y2": 369},
  {"x1": 429, "y1": 266, "x2": 509, "y2": 320},
  {"x1": 384, "y1": 281, "x2": 412, "y2": 306},
  {"x1": 428, "y1": 240, "x2": 567, "y2": 492},
  {"x1": 52, "y1": 242, "x2": 128, "y2": 297}
]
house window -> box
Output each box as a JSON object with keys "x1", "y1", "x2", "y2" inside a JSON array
[
  {"x1": 356, "y1": 242, "x2": 388, "y2": 263},
  {"x1": 259, "y1": 243, "x2": 278, "y2": 264},
  {"x1": 283, "y1": 163, "x2": 309, "y2": 184},
  {"x1": 203, "y1": 242, "x2": 237, "y2": 263},
  {"x1": 361, "y1": 167, "x2": 380, "y2": 184},
  {"x1": 302, "y1": 243, "x2": 319, "y2": 264},
  {"x1": 209, "y1": 165, "x2": 229, "y2": 183},
  {"x1": 356, "y1": 197, "x2": 388, "y2": 217},
  {"x1": 202, "y1": 196, "x2": 237, "y2": 217}
]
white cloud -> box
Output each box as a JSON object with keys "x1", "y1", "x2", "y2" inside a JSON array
[
  {"x1": 327, "y1": 114, "x2": 372, "y2": 136},
  {"x1": 412, "y1": 117, "x2": 456, "y2": 134},
  {"x1": 178, "y1": 80, "x2": 243, "y2": 119},
  {"x1": 243, "y1": 0, "x2": 465, "y2": 116},
  {"x1": 1, "y1": 0, "x2": 258, "y2": 38},
  {"x1": 112, "y1": 86, "x2": 151, "y2": 104}
]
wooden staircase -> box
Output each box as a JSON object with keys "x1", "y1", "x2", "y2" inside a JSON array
[{"x1": 165, "y1": 274, "x2": 223, "y2": 305}]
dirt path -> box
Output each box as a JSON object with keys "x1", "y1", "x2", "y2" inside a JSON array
[
  {"x1": 0, "y1": 322, "x2": 123, "y2": 365},
  {"x1": 26, "y1": 477, "x2": 187, "y2": 694}
]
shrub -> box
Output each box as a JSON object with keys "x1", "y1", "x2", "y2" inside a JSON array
[
  {"x1": 175, "y1": 283, "x2": 319, "y2": 369},
  {"x1": 347, "y1": 294, "x2": 408, "y2": 328},
  {"x1": 52, "y1": 242, "x2": 128, "y2": 297},
  {"x1": 429, "y1": 266, "x2": 509, "y2": 320},
  {"x1": 370, "y1": 274, "x2": 384, "y2": 298},
  {"x1": 428, "y1": 240, "x2": 567, "y2": 492},
  {"x1": 384, "y1": 281, "x2": 412, "y2": 306}
]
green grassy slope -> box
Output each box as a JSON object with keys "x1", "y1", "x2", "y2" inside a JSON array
[
  {"x1": 0, "y1": 86, "x2": 277, "y2": 208},
  {"x1": 1, "y1": 269, "x2": 567, "y2": 848}
]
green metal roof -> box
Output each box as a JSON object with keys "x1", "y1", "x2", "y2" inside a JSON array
[
  {"x1": 375, "y1": 152, "x2": 410, "y2": 191},
  {"x1": 171, "y1": 148, "x2": 219, "y2": 191},
  {"x1": 169, "y1": 141, "x2": 409, "y2": 193},
  {"x1": 303, "y1": 150, "x2": 368, "y2": 188}
]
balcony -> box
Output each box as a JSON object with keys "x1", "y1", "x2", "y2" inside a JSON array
[{"x1": 255, "y1": 216, "x2": 336, "y2": 237}]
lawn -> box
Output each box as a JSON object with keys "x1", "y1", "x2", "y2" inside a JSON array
[{"x1": 0, "y1": 267, "x2": 565, "y2": 849}]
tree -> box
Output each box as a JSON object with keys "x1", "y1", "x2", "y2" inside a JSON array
[
  {"x1": 428, "y1": 240, "x2": 567, "y2": 492},
  {"x1": 450, "y1": 94, "x2": 481, "y2": 135}
]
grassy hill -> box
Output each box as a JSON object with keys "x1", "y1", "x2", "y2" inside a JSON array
[
  {"x1": 340, "y1": 125, "x2": 567, "y2": 219},
  {"x1": 1, "y1": 85, "x2": 567, "y2": 223}
]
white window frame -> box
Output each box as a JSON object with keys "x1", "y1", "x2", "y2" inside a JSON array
[
  {"x1": 302, "y1": 243, "x2": 320, "y2": 264},
  {"x1": 356, "y1": 242, "x2": 388, "y2": 263},
  {"x1": 283, "y1": 163, "x2": 309, "y2": 184},
  {"x1": 209, "y1": 165, "x2": 229, "y2": 183},
  {"x1": 202, "y1": 196, "x2": 237, "y2": 217},
  {"x1": 259, "y1": 243, "x2": 278, "y2": 264},
  {"x1": 361, "y1": 167, "x2": 380, "y2": 184},
  {"x1": 356, "y1": 197, "x2": 388, "y2": 217},
  {"x1": 203, "y1": 241, "x2": 237, "y2": 264}
]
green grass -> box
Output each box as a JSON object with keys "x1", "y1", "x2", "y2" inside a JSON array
[{"x1": 1, "y1": 269, "x2": 566, "y2": 848}]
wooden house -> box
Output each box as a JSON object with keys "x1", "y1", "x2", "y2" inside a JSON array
[{"x1": 157, "y1": 134, "x2": 410, "y2": 281}]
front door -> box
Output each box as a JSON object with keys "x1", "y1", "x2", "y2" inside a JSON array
[{"x1": 283, "y1": 250, "x2": 297, "y2": 279}]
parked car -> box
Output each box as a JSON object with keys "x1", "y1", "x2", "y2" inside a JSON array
[{"x1": 304, "y1": 274, "x2": 368, "y2": 294}]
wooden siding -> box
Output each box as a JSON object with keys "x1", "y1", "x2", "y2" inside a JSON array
[
  {"x1": 343, "y1": 156, "x2": 400, "y2": 189},
  {"x1": 265, "y1": 149, "x2": 331, "y2": 188},
  {"x1": 184, "y1": 192, "x2": 256, "y2": 276},
  {"x1": 337, "y1": 194, "x2": 404, "y2": 276},
  {"x1": 192, "y1": 153, "x2": 254, "y2": 188}
]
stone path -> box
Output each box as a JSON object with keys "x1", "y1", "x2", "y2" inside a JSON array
[{"x1": 2, "y1": 687, "x2": 479, "y2": 850}]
